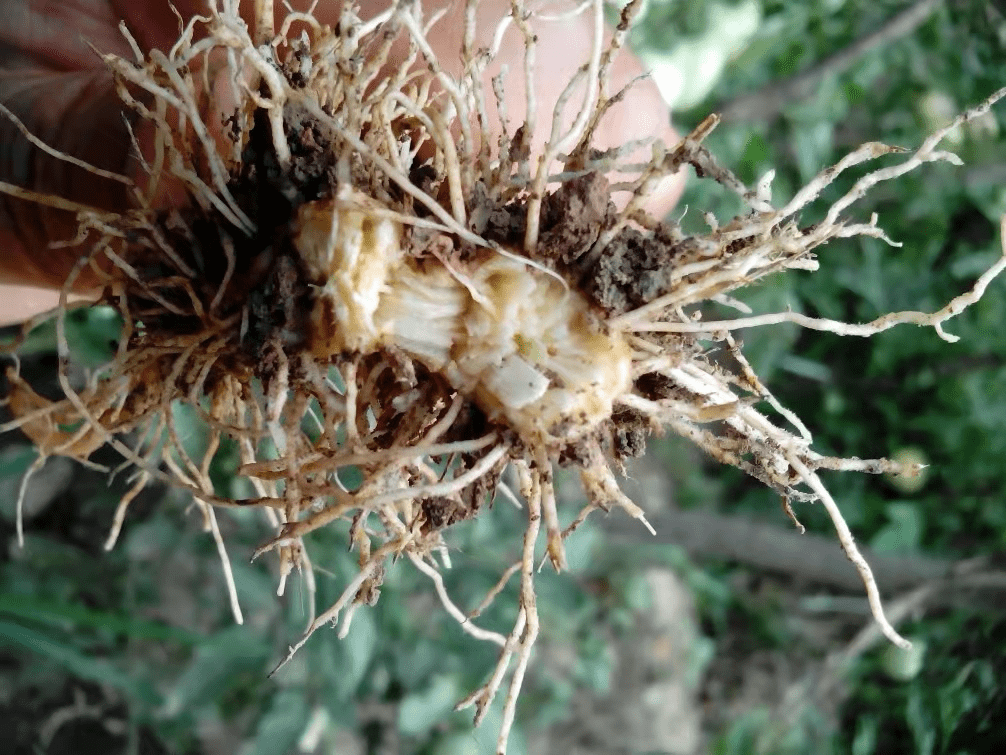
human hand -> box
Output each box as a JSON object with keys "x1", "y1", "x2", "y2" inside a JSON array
[
  {"x1": 0, "y1": 0, "x2": 206, "y2": 322},
  {"x1": 0, "y1": 0, "x2": 683, "y2": 324}
]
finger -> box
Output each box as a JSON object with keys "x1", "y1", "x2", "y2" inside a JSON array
[
  {"x1": 419, "y1": 0, "x2": 685, "y2": 217},
  {"x1": 0, "y1": 1, "x2": 683, "y2": 294},
  {"x1": 341, "y1": 0, "x2": 685, "y2": 216},
  {"x1": 0, "y1": 0, "x2": 209, "y2": 290},
  {"x1": 0, "y1": 1, "x2": 135, "y2": 288},
  {"x1": 0, "y1": 67, "x2": 134, "y2": 288},
  {"x1": 0, "y1": 284, "x2": 59, "y2": 327}
]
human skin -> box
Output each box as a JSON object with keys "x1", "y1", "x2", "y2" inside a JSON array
[{"x1": 0, "y1": 0, "x2": 683, "y2": 325}]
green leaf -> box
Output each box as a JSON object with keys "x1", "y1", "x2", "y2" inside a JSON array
[
  {"x1": 0, "y1": 445, "x2": 38, "y2": 480},
  {"x1": 64, "y1": 306, "x2": 124, "y2": 368},
  {"x1": 242, "y1": 689, "x2": 309, "y2": 755},
  {"x1": 870, "y1": 501, "x2": 924, "y2": 554},
  {"x1": 0, "y1": 592, "x2": 200, "y2": 645},
  {"x1": 851, "y1": 714, "x2": 879, "y2": 755},
  {"x1": 0, "y1": 618, "x2": 160, "y2": 705},
  {"x1": 906, "y1": 685, "x2": 938, "y2": 755},
  {"x1": 162, "y1": 625, "x2": 271, "y2": 716},
  {"x1": 393, "y1": 637, "x2": 442, "y2": 690},
  {"x1": 169, "y1": 401, "x2": 210, "y2": 474},
  {"x1": 397, "y1": 673, "x2": 460, "y2": 736},
  {"x1": 340, "y1": 606, "x2": 377, "y2": 693}
]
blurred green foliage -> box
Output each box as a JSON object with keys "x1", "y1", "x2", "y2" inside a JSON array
[
  {"x1": 1, "y1": 370, "x2": 663, "y2": 752},
  {"x1": 3, "y1": 0, "x2": 1006, "y2": 753},
  {"x1": 659, "y1": 0, "x2": 1006, "y2": 752}
]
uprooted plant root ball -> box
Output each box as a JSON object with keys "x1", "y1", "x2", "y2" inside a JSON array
[{"x1": 3, "y1": 1, "x2": 1005, "y2": 751}]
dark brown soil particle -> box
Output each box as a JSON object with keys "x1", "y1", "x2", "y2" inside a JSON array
[
  {"x1": 579, "y1": 227, "x2": 675, "y2": 315},
  {"x1": 538, "y1": 172, "x2": 613, "y2": 264},
  {"x1": 556, "y1": 438, "x2": 594, "y2": 468},
  {"x1": 611, "y1": 407, "x2": 650, "y2": 460},
  {"x1": 635, "y1": 371, "x2": 677, "y2": 401},
  {"x1": 420, "y1": 495, "x2": 463, "y2": 530}
]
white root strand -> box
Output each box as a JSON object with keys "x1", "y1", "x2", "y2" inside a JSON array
[
  {"x1": 629, "y1": 240, "x2": 1006, "y2": 344},
  {"x1": 785, "y1": 453, "x2": 911, "y2": 649}
]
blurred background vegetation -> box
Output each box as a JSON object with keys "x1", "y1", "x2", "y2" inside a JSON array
[{"x1": 3, "y1": 0, "x2": 1006, "y2": 753}]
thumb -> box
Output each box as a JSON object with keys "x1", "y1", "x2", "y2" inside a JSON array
[
  {"x1": 0, "y1": 66, "x2": 136, "y2": 289},
  {"x1": 0, "y1": 0, "x2": 205, "y2": 293}
]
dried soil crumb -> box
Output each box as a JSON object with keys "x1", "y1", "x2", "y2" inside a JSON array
[
  {"x1": 611, "y1": 407, "x2": 650, "y2": 461},
  {"x1": 580, "y1": 225, "x2": 693, "y2": 315},
  {"x1": 538, "y1": 172, "x2": 613, "y2": 264}
]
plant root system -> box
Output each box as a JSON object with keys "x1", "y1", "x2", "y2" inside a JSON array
[{"x1": 2, "y1": 1, "x2": 1005, "y2": 751}]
